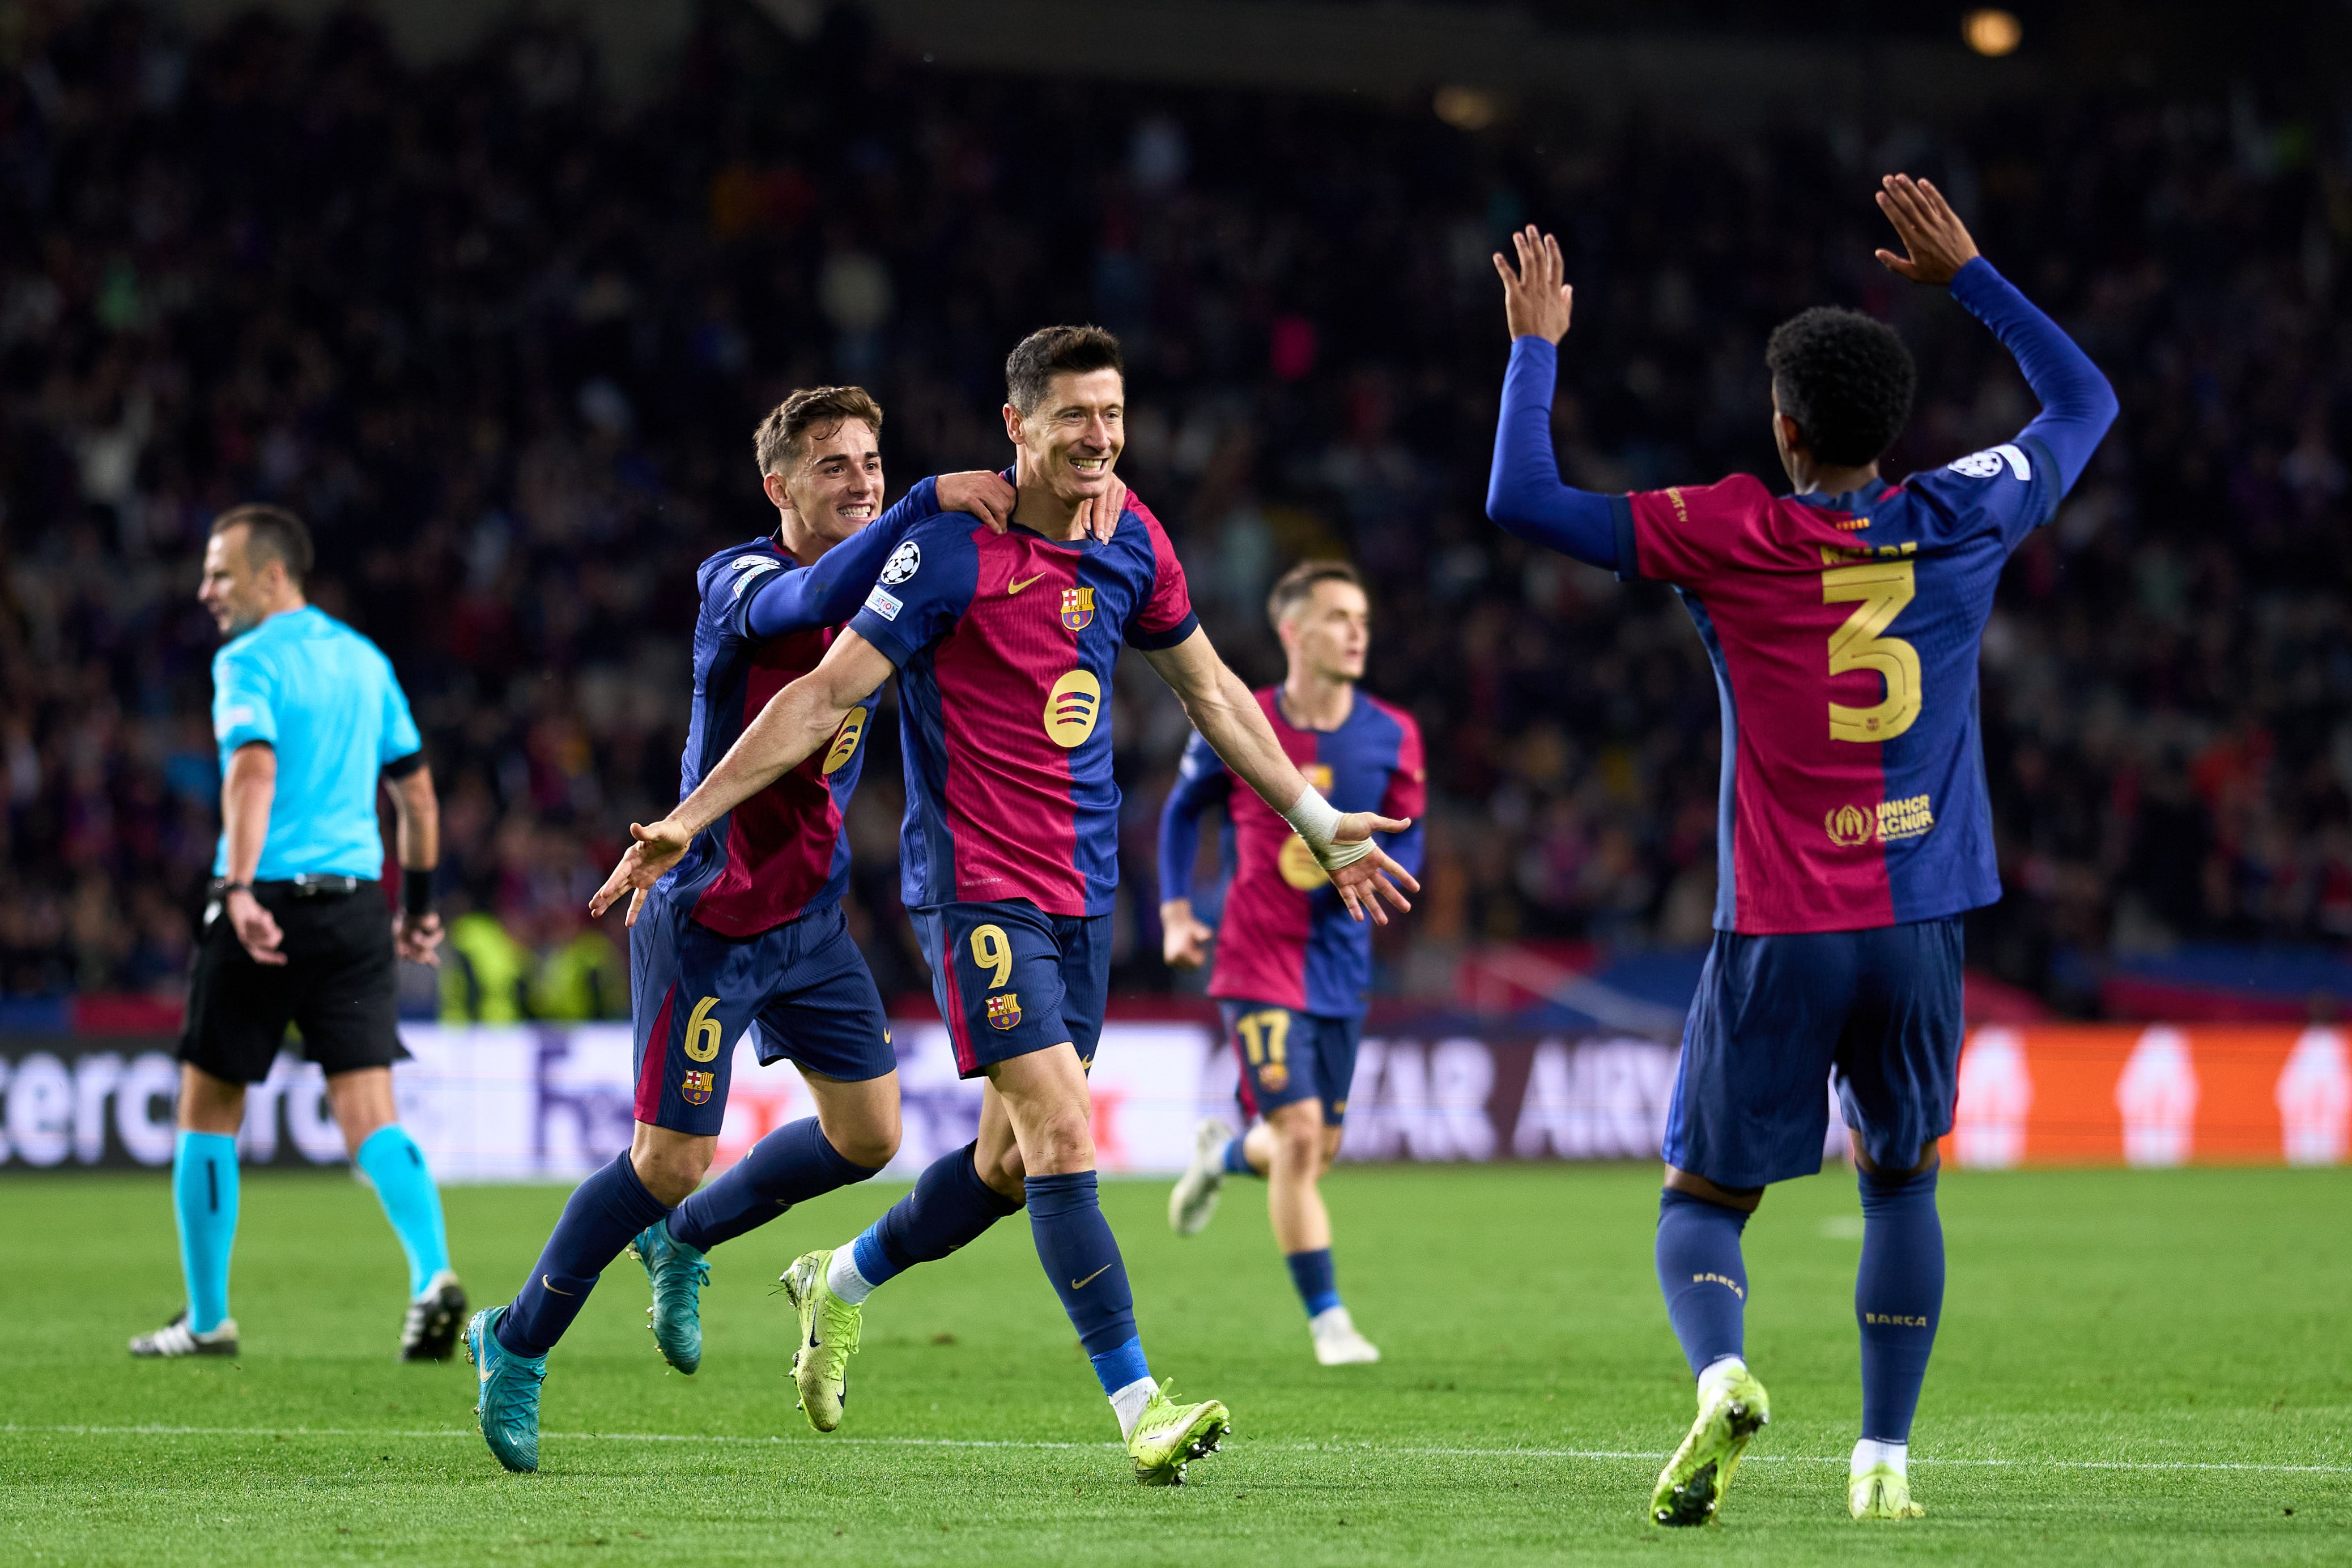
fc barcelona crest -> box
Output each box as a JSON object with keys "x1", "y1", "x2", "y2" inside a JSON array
[
  {"x1": 986, "y1": 993, "x2": 1023, "y2": 1031},
  {"x1": 680, "y1": 1070, "x2": 715, "y2": 1106},
  {"x1": 1060, "y1": 586, "x2": 1095, "y2": 632}
]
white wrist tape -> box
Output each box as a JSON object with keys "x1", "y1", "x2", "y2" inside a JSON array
[{"x1": 1283, "y1": 784, "x2": 1373, "y2": 872}]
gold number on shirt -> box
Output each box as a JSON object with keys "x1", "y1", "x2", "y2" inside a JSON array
[
  {"x1": 1822, "y1": 559, "x2": 1922, "y2": 743},
  {"x1": 683, "y1": 995, "x2": 726, "y2": 1063},
  {"x1": 969, "y1": 924, "x2": 1014, "y2": 989},
  {"x1": 1235, "y1": 1009, "x2": 1290, "y2": 1067}
]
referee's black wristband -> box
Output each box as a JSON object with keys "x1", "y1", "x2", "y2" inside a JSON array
[{"x1": 403, "y1": 869, "x2": 436, "y2": 918}]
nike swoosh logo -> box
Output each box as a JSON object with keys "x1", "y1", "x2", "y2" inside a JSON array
[
  {"x1": 1070, "y1": 1263, "x2": 1114, "y2": 1290},
  {"x1": 1008, "y1": 573, "x2": 1046, "y2": 595},
  {"x1": 541, "y1": 1275, "x2": 575, "y2": 1296}
]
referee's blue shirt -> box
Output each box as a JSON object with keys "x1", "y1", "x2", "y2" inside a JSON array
[{"x1": 211, "y1": 605, "x2": 422, "y2": 881}]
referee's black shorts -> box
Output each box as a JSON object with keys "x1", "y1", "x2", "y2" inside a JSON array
[{"x1": 180, "y1": 880, "x2": 407, "y2": 1084}]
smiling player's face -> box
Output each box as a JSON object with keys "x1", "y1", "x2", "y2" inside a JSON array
[
  {"x1": 1283, "y1": 580, "x2": 1370, "y2": 683},
  {"x1": 1007, "y1": 368, "x2": 1124, "y2": 508},
  {"x1": 774, "y1": 419, "x2": 883, "y2": 549}
]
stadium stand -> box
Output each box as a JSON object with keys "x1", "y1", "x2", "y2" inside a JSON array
[{"x1": 2, "y1": 2, "x2": 2347, "y2": 1021}]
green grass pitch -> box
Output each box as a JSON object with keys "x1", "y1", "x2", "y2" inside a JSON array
[{"x1": 1, "y1": 1163, "x2": 2345, "y2": 1565}]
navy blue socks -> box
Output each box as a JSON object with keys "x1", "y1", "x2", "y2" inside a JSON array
[
  {"x1": 497, "y1": 1154, "x2": 671, "y2": 1358},
  {"x1": 835, "y1": 1141, "x2": 1022, "y2": 1301},
  {"x1": 1285, "y1": 1247, "x2": 1341, "y2": 1318},
  {"x1": 1027, "y1": 1170, "x2": 1150, "y2": 1397},
  {"x1": 1655, "y1": 1187, "x2": 1751, "y2": 1376},
  {"x1": 1220, "y1": 1135, "x2": 1257, "y2": 1176},
  {"x1": 1855, "y1": 1166, "x2": 1945, "y2": 1442},
  {"x1": 667, "y1": 1118, "x2": 880, "y2": 1254}
]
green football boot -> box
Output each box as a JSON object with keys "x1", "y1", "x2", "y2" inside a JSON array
[
  {"x1": 464, "y1": 1306, "x2": 546, "y2": 1474},
  {"x1": 1125, "y1": 1381, "x2": 1231, "y2": 1486},
  {"x1": 1850, "y1": 1464, "x2": 1926, "y2": 1520},
  {"x1": 1650, "y1": 1363, "x2": 1771, "y2": 1526},
  {"x1": 628, "y1": 1222, "x2": 708, "y2": 1374},
  {"x1": 780, "y1": 1249, "x2": 862, "y2": 1433}
]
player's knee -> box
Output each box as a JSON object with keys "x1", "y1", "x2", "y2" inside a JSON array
[
  {"x1": 1025, "y1": 1106, "x2": 1096, "y2": 1175},
  {"x1": 1271, "y1": 1118, "x2": 1322, "y2": 1173},
  {"x1": 831, "y1": 1115, "x2": 900, "y2": 1171},
  {"x1": 631, "y1": 1141, "x2": 714, "y2": 1207}
]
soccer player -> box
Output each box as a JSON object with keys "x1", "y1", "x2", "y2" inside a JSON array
[
  {"x1": 1159, "y1": 559, "x2": 1424, "y2": 1366},
  {"x1": 134, "y1": 505, "x2": 461, "y2": 1361},
  {"x1": 590, "y1": 325, "x2": 1418, "y2": 1485},
  {"x1": 1486, "y1": 177, "x2": 2117, "y2": 1525},
  {"x1": 462, "y1": 386, "x2": 1096, "y2": 1473}
]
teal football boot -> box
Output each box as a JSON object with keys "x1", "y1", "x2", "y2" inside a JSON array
[
  {"x1": 628, "y1": 1222, "x2": 708, "y2": 1374},
  {"x1": 465, "y1": 1306, "x2": 546, "y2": 1473}
]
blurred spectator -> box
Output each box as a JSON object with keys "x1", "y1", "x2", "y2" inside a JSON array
[{"x1": 1, "y1": 3, "x2": 2346, "y2": 1018}]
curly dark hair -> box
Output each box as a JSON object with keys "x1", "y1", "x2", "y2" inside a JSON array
[{"x1": 1764, "y1": 307, "x2": 1917, "y2": 467}]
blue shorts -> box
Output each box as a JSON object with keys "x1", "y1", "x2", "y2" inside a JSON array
[
  {"x1": 910, "y1": 900, "x2": 1110, "y2": 1079},
  {"x1": 1662, "y1": 918, "x2": 1964, "y2": 1188},
  {"x1": 629, "y1": 898, "x2": 894, "y2": 1136},
  {"x1": 1219, "y1": 1000, "x2": 1362, "y2": 1127}
]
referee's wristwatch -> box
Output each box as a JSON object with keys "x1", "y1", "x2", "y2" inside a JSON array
[{"x1": 222, "y1": 881, "x2": 256, "y2": 897}]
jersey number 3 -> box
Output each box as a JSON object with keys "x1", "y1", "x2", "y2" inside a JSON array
[{"x1": 1822, "y1": 559, "x2": 1921, "y2": 743}]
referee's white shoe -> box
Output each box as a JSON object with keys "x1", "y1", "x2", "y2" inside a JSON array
[
  {"x1": 400, "y1": 1269, "x2": 469, "y2": 1362},
  {"x1": 129, "y1": 1312, "x2": 239, "y2": 1358}
]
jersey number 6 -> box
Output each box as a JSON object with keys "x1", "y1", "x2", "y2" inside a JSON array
[
  {"x1": 683, "y1": 995, "x2": 726, "y2": 1063},
  {"x1": 1822, "y1": 559, "x2": 1922, "y2": 743}
]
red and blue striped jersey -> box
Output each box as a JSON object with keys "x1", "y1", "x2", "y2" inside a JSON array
[
  {"x1": 1158, "y1": 687, "x2": 1426, "y2": 1017},
  {"x1": 845, "y1": 487, "x2": 1197, "y2": 917},
  {"x1": 1615, "y1": 441, "x2": 2058, "y2": 934},
  {"x1": 656, "y1": 479, "x2": 943, "y2": 936}
]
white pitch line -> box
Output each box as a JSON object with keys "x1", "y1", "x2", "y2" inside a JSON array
[{"x1": 3, "y1": 1423, "x2": 2346, "y2": 1475}]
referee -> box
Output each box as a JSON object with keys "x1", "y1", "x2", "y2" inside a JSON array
[{"x1": 130, "y1": 505, "x2": 468, "y2": 1362}]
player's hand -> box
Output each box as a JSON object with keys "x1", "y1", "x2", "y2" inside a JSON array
[
  {"x1": 393, "y1": 909, "x2": 444, "y2": 966},
  {"x1": 1322, "y1": 812, "x2": 1421, "y2": 926},
  {"x1": 226, "y1": 887, "x2": 288, "y2": 966},
  {"x1": 1492, "y1": 225, "x2": 1574, "y2": 344},
  {"x1": 1160, "y1": 898, "x2": 1215, "y2": 969},
  {"x1": 588, "y1": 818, "x2": 694, "y2": 926},
  {"x1": 937, "y1": 470, "x2": 1018, "y2": 532},
  {"x1": 1873, "y1": 173, "x2": 1980, "y2": 286},
  {"x1": 1073, "y1": 472, "x2": 1127, "y2": 543}
]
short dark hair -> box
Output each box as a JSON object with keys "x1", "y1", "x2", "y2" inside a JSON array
[
  {"x1": 211, "y1": 504, "x2": 314, "y2": 585},
  {"x1": 1267, "y1": 559, "x2": 1364, "y2": 629},
  {"x1": 1764, "y1": 307, "x2": 1916, "y2": 467},
  {"x1": 1005, "y1": 325, "x2": 1124, "y2": 416},
  {"x1": 754, "y1": 386, "x2": 884, "y2": 476}
]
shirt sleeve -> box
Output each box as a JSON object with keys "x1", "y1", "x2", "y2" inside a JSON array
[
  {"x1": 1156, "y1": 728, "x2": 1234, "y2": 902},
  {"x1": 1377, "y1": 712, "x2": 1428, "y2": 880},
  {"x1": 1902, "y1": 436, "x2": 2062, "y2": 554},
  {"x1": 211, "y1": 645, "x2": 278, "y2": 753},
  {"x1": 1948, "y1": 257, "x2": 2119, "y2": 501},
  {"x1": 741, "y1": 476, "x2": 941, "y2": 640},
  {"x1": 376, "y1": 656, "x2": 423, "y2": 765},
  {"x1": 845, "y1": 510, "x2": 980, "y2": 668},
  {"x1": 1484, "y1": 336, "x2": 1623, "y2": 571},
  {"x1": 1621, "y1": 472, "x2": 1776, "y2": 587},
  {"x1": 1124, "y1": 498, "x2": 1200, "y2": 650}
]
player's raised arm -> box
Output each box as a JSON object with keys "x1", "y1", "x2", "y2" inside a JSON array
[
  {"x1": 1485, "y1": 226, "x2": 1623, "y2": 570},
  {"x1": 1874, "y1": 173, "x2": 2118, "y2": 493},
  {"x1": 588, "y1": 630, "x2": 896, "y2": 922},
  {"x1": 1140, "y1": 627, "x2": 1418, "y2": 926}
]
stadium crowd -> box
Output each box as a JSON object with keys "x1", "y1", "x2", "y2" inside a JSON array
[{"x1": 1, "y1": 2, "x2": 2347, "y2": 1016}]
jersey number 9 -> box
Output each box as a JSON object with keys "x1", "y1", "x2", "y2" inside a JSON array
[
  {"x1": 1822, "y1": 559, "x2": 1922, "y2": 743},
  {"x1": 969, "y1": 924, "x2": 1014, "y2": 989}
]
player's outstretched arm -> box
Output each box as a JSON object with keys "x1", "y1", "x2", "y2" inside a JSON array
[
  {"x1": 1874, "y1": 173, "x2": 2117, "y2": 492},
  {"x1": 1156, "y1": 732, "x2": 1230, "y2": 969},
  {"x1": 1485, "y1": 225, "x2": 1621, "y2": 571},
  {"x1": 588, "y1": 630, "x2": 896, "y2": 924},
  {"x1": 1141, "y1": 628, "x2": 1419, "y2": 926}
]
